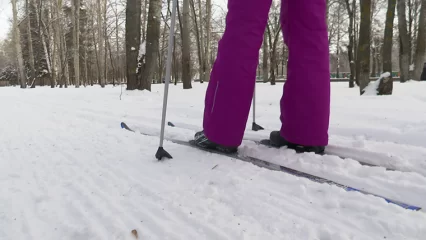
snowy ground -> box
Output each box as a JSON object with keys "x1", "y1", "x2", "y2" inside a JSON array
[{"x1": 1, "y1": 81, "x2": 426, "y2": 240}]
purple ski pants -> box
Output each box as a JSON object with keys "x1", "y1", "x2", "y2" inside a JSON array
[{"x1": 203, "y1": 0, "x2": 330, "y2": 147}]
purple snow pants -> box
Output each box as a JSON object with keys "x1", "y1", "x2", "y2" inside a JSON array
[{"x1": 203, "y1": 0, "x2": 330, "y2": 147}]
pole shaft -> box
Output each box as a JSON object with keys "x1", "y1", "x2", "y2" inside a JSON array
[
  {"x1": 159, "y1": 0, "x2": 178, "y2": 147},
  {"x1": 252, "y1": 85, "x2": 256, "y2": 123}
]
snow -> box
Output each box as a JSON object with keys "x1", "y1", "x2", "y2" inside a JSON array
[
  {"x1": 363, "y1": 72, "x2": 391, "y2": 96},
  {"x1": 138, "y1": 41, "x2": 146, "y2": 59},
  {"x1": 1, "y1": 82, "x2": 426, "y2": 239}
]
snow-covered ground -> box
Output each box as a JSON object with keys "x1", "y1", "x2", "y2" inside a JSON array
[{"x1": 1, "y1": 81, "x2": 426, "y2": 239}]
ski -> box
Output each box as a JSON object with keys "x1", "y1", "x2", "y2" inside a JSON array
[
  {"x1": 120, "y1": 122, "x2": 423, "y2": 212},
  {"x1": 165, "y1": 121, "x2": 401, "y2": 171}
]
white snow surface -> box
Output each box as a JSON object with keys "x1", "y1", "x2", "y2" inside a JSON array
[{"x1": 1, "y1": 82, "x2": 426, "y2": 239}]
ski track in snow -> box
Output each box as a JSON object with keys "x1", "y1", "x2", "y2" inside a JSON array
[{"x1": 1, "y1": 82, "x2": 426, "y2": 239}]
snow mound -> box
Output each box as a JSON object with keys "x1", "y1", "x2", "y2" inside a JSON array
[{"x1": 363, "y1": 72, "x2": 391, "y2": 96}]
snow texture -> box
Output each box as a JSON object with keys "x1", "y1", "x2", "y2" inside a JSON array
[{"x1": 1, "y1": 82, "x2": 426, "y2": 239}]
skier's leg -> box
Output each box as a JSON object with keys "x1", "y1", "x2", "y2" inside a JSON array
[
  {"x1": 201, "y1": 0, "x2": 272, "y2": 147},
  {"x1": 278, "y1": 0, "x2": 330, "y2": 148}
]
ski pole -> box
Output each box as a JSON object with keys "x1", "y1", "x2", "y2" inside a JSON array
[
  {"x1": 252, "y1": 83, "x2": 264, "y2": 131},
  {"x1": 155, "y1": 0, "x2": 177, "y2": 160}
]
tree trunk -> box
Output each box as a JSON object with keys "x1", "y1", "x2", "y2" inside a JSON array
[
  {"x1": 181, "y1": 0, "x2": 192, "y2": 89},
  {"x1": 27, "y1": 0, "x2": 36, "y2": 88},
  {"x1": 262, "y1": 31, "x2": 268, "y2": 83},
  {"x1": 62, "y1": 33, "x2": 70, "y2": 87},
  {"x1": 190, "y1": 0, "x2": 202, "y2": 83},
  {"x1": 107, "y1": 39, "x2": 116, "y2": 85},
  {"x1": 336, "y1": 2, "x2": 341, "y2": 78},
  {"x1": 114, "y1": 2, "x2": 121, "y2": 83},
  {"x1": 125, "y1": 0, "x2": 142, "y2": 90},
  {"x1": 53, "y1": 0, "x2": 63, "y2": 88},
  {"x1": 413, "y1": 0, "x2": 426, "y2": 80},
  {"x1": 267, "y1": 21, "x2": 281, "y2": 86},
  {"x1": 97, "y1": 0, "x2": 105, "y2": 87},
  {"x1": 142, "y1": 0, "x2": 148, "y2": 41},
  {"x1": 72, "y1": 0, "x2": 81, "y2": 87},
  {"x1": 140, "y1": 0, "x2": 162, "y2": 91},
  {"x1": 35, "y1": 0, "x2": 53, "y2": 87},
  {"x1": 203, "y1": 0, "x2": 211, "y2": 82},
  {"x1": 354, "y1": 0, "x2": 359, "y2": 84},
  {"x1": 382, "y1": 0, "x2": 396, "y2": 79},
  {"x1": 12, "y1": 0, "x2": 26, "y2": 88},
  {"x1": 357, "y1": 0, "x2": 372, "y2": 94},
  {"x1": 397, "y1": 0, "x2": 410, "y2": 83},
  {"x1": 408, "y1": 0, "x2": 413, "y2": 65},
  {"x1": 345, "y1": 0, "x2": 356, "y2": 88},
  {"x1": 197, "y1": 0, "x2": 205, "y2": 83},
  {"x1": 371, "y1": 44, "x2": 376, "y2": 77},
  {"x1": 103, "y1": 0, "x2": 108, "y2": 85}
]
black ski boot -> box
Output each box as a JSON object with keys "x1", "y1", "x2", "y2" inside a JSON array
[
  {"x1": 269, "y1": 131, "x2": 325, "y2": 154},
  {"x1": 193, "y1": 131, "x2": 238, "y2": 154}
]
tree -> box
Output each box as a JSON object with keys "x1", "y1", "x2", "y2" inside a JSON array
[
  {"x1": 397, "y1": 0, "x2": 410, "y2": 83},
  {"x1": 344, "y1": 0, "x2": 356, "y2": 88},
  {"x1": 11, "y1": 0, "x2": 26, "y2": 88},
  {"x1": 262, "y1": 32, "x2": 268, "y2": 83},
  {"x1": 382, "y1": 0, "x2": 396, "y2": 76},
  {"x1": 141, "y1": 0, "x2": 162, "y2": 91},
  {"x1": 204, "y1": 0, "x2": 211, "y2": 82},
  {"x1": 381, "y1": 0, "x2": 396, "y2": 94},
  {"x1": 357, "y1": 0, "x2": 372, "y2": 94},
  {"x1": 125, "y1": 0, "x2": 141, "y2": 90},
  {"x1": 26, "y1": 0, "x2": 36, "y2": 88},
  {"x1": 72, "y1": 0, "x2": 81, "y2": 88},
  {"x1": 413, "y1": 0, "x2": 426, "y2": 80},
  {"x1": 97, "y1": 0, "x2": 105, "y2": 87},
  {"x1": 181, "y1": 0, "x2": 192, "y2": 89}
]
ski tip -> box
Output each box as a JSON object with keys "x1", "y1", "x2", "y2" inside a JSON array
[
  {"x1": 120, "y1": 122, "x2": 134, "y2": 132},
  {"x1": 167, "y1": 121, "x2": 175, "y2": 127},
  {"x1": 155, "y1": 147, "x2": 173, "y2": 160}
]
